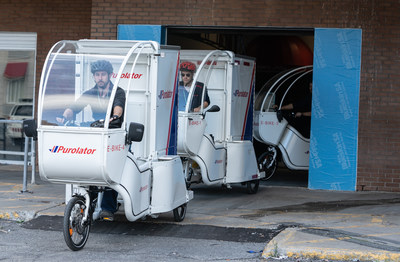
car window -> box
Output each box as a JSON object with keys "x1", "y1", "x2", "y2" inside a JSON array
[{"x1": 14, "y1": 105, "x2": 33, "y2": 116}]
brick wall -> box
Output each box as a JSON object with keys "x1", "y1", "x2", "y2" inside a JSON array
[
  {"x1": 0, "y1": 0, "x2": 92, "y2": 91},
  {"x1": 90, "y1": 0, "x2": 400, "y2": 192}
]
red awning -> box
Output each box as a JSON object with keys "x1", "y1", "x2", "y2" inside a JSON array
[{"x1": 4, "y1": 62, "x2": 28, "y2": 79}]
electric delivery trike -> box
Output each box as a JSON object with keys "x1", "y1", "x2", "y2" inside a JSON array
[
  {"x1": 24, "y1": 40, "x2": 193, "y2": 250},
  {"x1": 177, "y1": 50, "x2": 265, "y2": 193},
  {"x1": 254, "y1": 66, "x2": 312, "y2": 179}
]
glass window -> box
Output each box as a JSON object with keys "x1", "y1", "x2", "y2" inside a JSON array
[
  {"x1": 0, "y1": 33, "x2": 36, "y2": 119},
  {"x1": 14, "y1": 105, "x2": 33, "y2": 116}
]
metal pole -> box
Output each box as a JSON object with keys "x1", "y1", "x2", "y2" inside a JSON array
[
  {"x1": 22, "y1": 136, "x2": 29, "y2": 192},
  {"x1": 31, "y1": 139, "x2": 36, "y2": 184},
  {"x1": 1, "y1": 121, "x2": 5, "y2": 152},
  {"x1": 1, "y1": 121, "x2": 6, "y2": 157}
]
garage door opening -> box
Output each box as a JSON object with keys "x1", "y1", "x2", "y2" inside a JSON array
[{"x1": 166, "y1": 26, "x2": 314, "y2": 188}]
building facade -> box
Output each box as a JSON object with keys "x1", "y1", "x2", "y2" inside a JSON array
[{"x1": 0, "y1": 0, "x2": 399, "y2": 192}]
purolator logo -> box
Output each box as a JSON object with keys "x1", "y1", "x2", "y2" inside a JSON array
[
  {"x1": 158, "y1": 90, "x2": 173, "y2": 99},
  {"x1": 233, "y1": 90, "x2": 248, "y2": 97},
  {"x1": 111, "y1": 72, "x2": 143, "y2": 79},
  {"x1": 49, "y1": 146, "x2": 96, "y2": 155}
]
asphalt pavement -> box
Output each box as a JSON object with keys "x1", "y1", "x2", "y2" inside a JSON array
[{"x1": 1, "y1": 164, "x2": 400, "y2": 261}]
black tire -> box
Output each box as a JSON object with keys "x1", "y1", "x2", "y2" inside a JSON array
[
  {"x1": 63, "y1": 196, "x2": 90, "y2": 251},
  {"x1": 246, "y1": 179, "x2": 260, "y2": 194},
  {"x1": 173, "y1": 203, "x2": 187, "y2": 222},
  {"x1": 257, "y1": 146, "x2": 278, "y2": 180},
  {"x1": 185, "y1": 166, "x2": 194, "y2": 189}
]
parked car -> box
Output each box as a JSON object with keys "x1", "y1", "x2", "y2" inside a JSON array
[{"x1": 6, "y1": 103, "x2": 33, "y2": 142}]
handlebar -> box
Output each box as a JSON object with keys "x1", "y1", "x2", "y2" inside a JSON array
[{"x1": 56, "y1": 117, "x2": 121, "y2": 129}]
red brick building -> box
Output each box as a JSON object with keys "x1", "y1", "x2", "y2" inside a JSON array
[{"x1": 0, "y1": 0, "x2": 399, "y2": 192}]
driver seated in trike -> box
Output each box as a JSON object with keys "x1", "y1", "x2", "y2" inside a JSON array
[{"x1": 57, "y1": 59, "x2": 125, "y2": 221}]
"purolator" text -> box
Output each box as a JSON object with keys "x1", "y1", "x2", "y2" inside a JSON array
[{"x1": 49, "y1": 146, "x2": 96, "y2": 154}]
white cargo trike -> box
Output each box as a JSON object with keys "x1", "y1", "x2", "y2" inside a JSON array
[
  {"x1": 177, "y1": 50, "x2": 265, "y2": 193},
  {"x1": 24, "y1": 40, "x2": 193, "y2": 251},
  {"x1": 254, "y1": 66, "x2": 312, "y2": 179}
]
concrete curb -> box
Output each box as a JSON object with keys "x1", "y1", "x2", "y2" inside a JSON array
[{"x1": 262, "y1": 227, "x2": 400, "y2": 261}]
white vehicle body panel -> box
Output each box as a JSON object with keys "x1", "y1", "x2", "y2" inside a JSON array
[{"x1": 178, "y1": 50, "x2": 264, "y2": 186}]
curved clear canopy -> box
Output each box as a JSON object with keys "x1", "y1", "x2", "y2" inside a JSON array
[
  {"x1": 255, "y1": 66, "x2": 313, "y2": 112},
  {"x1": 38, "y1": 40, "x2": 151, "y2": 128}
]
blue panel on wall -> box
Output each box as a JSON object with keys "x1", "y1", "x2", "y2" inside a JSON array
[
  {"x1": 118, "y1": 25, "x2": 166, "y2": 44},
  {"x1": 309, "y1": 28, "x2": 362, "y2": 191}
]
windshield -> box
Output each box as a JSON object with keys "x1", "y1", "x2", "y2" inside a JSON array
[{"x1": 39, "y1": 43, "x2": 126, "y2": 128}]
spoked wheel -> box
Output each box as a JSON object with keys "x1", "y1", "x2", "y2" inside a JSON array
[
  {"x1": 63, "y1": 196, "x2": 90, "y2": 251},
  {"x1": 258, "y1": 145, "x2": 278, "y2": 180},
  {"x1": 246, "y1": 179, "x2": 260, "y2": 194},
  {"x1": 173, "y1": 203, "x2": 187, "y2": 222}
]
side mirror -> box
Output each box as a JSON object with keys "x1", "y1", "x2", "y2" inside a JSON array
[
  {"x1": 276, "y1": 110, "x2": 283, "y2": 123},
  {"x1": 23, "y1": 119, "x2": 37, "y2": 141},
  {"x1": 126, "y1": 122, "x2": 144, "y2": 143},
  {"x1": 205, "y1": 105, "x2": 220, "y2": 113}
]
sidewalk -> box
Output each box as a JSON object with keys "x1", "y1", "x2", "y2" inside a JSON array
[
  {"x1": 1, "y1": 164, "x2": 400, "y2": 261},
  {"x1": 0, "y1": 165, "x2": 65, "y2": 221}
]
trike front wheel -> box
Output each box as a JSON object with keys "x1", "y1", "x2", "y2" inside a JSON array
[
  {"x1": 63, "y1": 196, "x2": 90, "y2": 251},
  {"x1": 258, "y1": 146, "x2": 278, "y2": 180}
]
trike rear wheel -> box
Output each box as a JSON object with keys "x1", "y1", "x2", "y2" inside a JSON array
[
  {"x1": 173, "y1": 203, "x2": 187, "y2": 222},
  {"x1": 63, "y1": 196, "x2": 90, "y2": 251},
  {"x1": 246, "y1": 179, "x2": 260, "y2": 194}
]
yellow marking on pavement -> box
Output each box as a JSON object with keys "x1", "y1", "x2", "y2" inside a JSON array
[
  {"x1": 335, "y1": 224, "x2": 379, "y2": 229},
  {"x1": 371, "y1": 216, "x2": 383, "y2": 223},
  {"x1": 17, "y1": 196, "x2": 57, "y2": 200},
  {"x1": 284, "y1": 250, "x2": 400, "y2": 262},
  {"x1": 281, "y1": 228, "x2": 295, "y2": 242},
  {"x1": 40, "y1": 211, "x2": 64, "y2": 216},
  {"x1": 337, "y1": 236, "x2": 351, "y2": 241},
  {"x1": 256, "y1": 222, "x2": 275, "y2": 226},
  {"x1": 1, "y1": 203, "x2": 48, "y2": 209},
  {"x1": 0, "y1": 198, "x2": 21, "y2": 201},
  {"x1": 0, "y1": 182, "x2": 18, "y2": 186},
  {"x1": 0, "y1": 212, "x2": 20, "y2": 220},
  {"x1": 289, "y1": 226, "x2": 400, "y2": 242},
  {"x1": 185, "y1": 213, "x2": 277, "y2": 228},
  {"x1": 0, "y1": 213, "x2": 11, "y2": 219},
  {"x1": 13, "y1": 185, "x2": 23, "y2": 190},
  {"x1": 309, "y1": 223, "x2": 396, "y2": 230},
  {"x1": 189, "y1": 215, "x2": 220, "y2": 221},
  {"x1": 285, "y1": 237, "x2": 339, "y2": 245},
  {"x1": 264, "y1": 211, "x2": 372, "y2": 220},
  {"x1": 365, "y1": 232, "x2": 400, "y2": 237}
]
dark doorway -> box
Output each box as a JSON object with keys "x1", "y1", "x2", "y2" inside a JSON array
[{"x1": 166, "y1": 26, "x2": 314, "y2": 187}]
